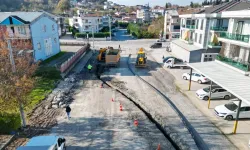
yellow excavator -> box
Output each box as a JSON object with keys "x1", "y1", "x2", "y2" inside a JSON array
[
  {"x1": 135, "y1": 48, "x2": 147, "y2": 68},
  {"x1": 97, "y1": 48, "x2": 108, "y2": 61}
]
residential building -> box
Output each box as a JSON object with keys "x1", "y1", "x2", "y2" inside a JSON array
[
  {"x1": 0, "y1": 12, "x2": 60, "y2": 61},
  {"x1": 136, "y1": 4, "x2": 150, "y2": 23},
  {"x1": 163, "y1": 10, "x2": 180, "y2": 40},
  {"x1": 152, "y1": 6, "x2": 165, "y2": 16},
  {"x1": 171, "y1": 1, "x2": 250, "y2": 63}
]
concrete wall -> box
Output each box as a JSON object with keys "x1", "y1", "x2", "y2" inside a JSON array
[{"x1": 31, "y1": 14, "x2": 60, "y2": 61}]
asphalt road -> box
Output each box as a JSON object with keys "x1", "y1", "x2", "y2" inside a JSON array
[{"x1": 113, "y1": 29, "x2": 135, "y2": 41}]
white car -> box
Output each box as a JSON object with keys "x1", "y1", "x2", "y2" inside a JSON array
[
  {"x1": 182, "y1": 72, "x2": 210, "y2": 84},
  {"x1": 196, "y1": 85, "x2": 231, "y2": 100},
  {"x1": 214, "y1": 101, "x2": 250, "y2": 120}
]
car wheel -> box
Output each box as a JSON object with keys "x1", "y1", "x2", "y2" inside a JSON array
[
  {"x1": 198, "y1": 80, "x2": 202, "y2": 84},
  {"x1": 225, "y1": 115, "x2": 233, "y2": 120},
  {"x1": 203, "y1": 96, "x2": 209, "y2": 101},
  {"x1": 224, "y1": 95, "x2": 230, "y2": 100},
  {"x1": 183, "y1": 76, "x2": 187, "y2": 80}
]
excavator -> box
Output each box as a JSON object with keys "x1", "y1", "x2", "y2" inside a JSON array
[
  {"x1": 135, "y1": 48, "x2": 147, "y2": 68},
  {"x1": 97, "y1": 48, "x2": 108, "y2": 61}
]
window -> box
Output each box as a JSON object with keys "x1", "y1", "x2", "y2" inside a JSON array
[
  {"x1": 195, "y1": 74, "x2": 201, "y2": 77},
  {"x1": 17, "y1": 26, "x2": 26, "y2": 35},
  {"x1": 199, "y1": 34, "x2": 202, "y2": 44},
  {"x1": 37, "y1": 42, "x2": 41, "y2": 50},
  {"x1": 196, "y1": 20, "x2": 199, "y2": 29},
  {"x1": 218, "y1": 89, "x2": 226, "y2": 92},
  {"x1": 245, "y1": 107, "x2": 250, "y2": 111},
  {"x1": 43, "y1": 25, "x2": 46, "y2": 32},
  {"x1": 240, "y1": 107, "x2": 246, "y2": 111},
  {"x1": 52, "y1": 24, "x2": 55, "y2": 31},
  {"x1": 195, "y1": 33, "x2": 197, "y2": 42},
  {"x1": 200, "y1": 19, "x2": 204, "y2": 30}
]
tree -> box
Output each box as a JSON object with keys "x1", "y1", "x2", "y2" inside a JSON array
[
  {"x1": 190, "y1": 1, "x2": 194, "y2": 8},
  {"x1": 165, "y1": 3, "x2": 169, "y2": 8},
  {"x1": 0, "y1": 28, "x2": 37, "y2": 127},
  {"x1": 55, "y1": 0, "x2": 70, "y2": 14}
]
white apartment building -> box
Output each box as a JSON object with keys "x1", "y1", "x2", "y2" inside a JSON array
[
  {"x1": 152, "y1": 6, "x2": 165, "y2": 16},
  {"x1": 136, "y1": 5, "x2": 150, "y2": 23},
  {"x1": 69, "y1": 15, "x2": 103, "y2": 33},
  {"x1": 163, "y1": 10, "x2": 180, "y2": 40}
]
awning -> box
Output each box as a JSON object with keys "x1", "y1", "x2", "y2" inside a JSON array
[{"x1": 188, "y1": 61, "x2": 250, "y2": 105}]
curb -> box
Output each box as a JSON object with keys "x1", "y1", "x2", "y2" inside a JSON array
[{"x1": 0, "y1": 135, "x2": 15, "y2": 150}]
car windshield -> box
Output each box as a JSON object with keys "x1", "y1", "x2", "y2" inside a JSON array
[
  {"x1": 203, "y1": 87, "x2": 210, "y2": 92},
  {"x1": 201, "y1": 74, "x2": 205, "y2": 77},
  {"x1": 225, "y1": 102, "x2": 238, "y2": 111}
]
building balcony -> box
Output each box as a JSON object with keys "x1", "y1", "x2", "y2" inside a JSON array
[
  {"x1": 216, "y1": 55, "x2": 250, "y2": 72},
  {"x1": 210, "y1": 26, "x2": 228, "y2": 32},
  {"x1": 208, "y1": 41, "x2": 222, "y2": 48},
  {"x1": 218, "y1": 32, "x2": 250, "y2": 43},
  {"x1": 186, "y1": 25, "x2": 195, "y2": 29}
]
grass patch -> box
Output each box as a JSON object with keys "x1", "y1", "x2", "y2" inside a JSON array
[
  {"x1": 0, "y1": 66, "x2": 61, "y2": 133},
  {"x1": 40, "y1": 51, "x2": 66, "y2": 65}
]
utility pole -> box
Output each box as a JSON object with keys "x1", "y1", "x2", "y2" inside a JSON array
[
  {"x1": 109, "y1": 15, "x2": 112, "y2": 41},
  {"x1": 92, "y1": 23, "x2": 94, "y2": 48},
  {"x1": 7, "y1": 39, "x2": 26, "y2": 127}
]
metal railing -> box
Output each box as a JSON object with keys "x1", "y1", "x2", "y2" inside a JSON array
[
  {"x1": 208, "y1": 42, "x2": 222, "y2": 47},
  {"x1": 210, "y1": 26, "x2": 228, "y2": 31},
  {"x1": 218, "y1": 32, "x2": 250, "y2": 43},
  {"x1": 60, "y1": 44, "x2": 89, "y2": 73},
  {"x1": 216, "y1": 55, "x2": 250, "y2": 71},
  {"x1": 186, "y1": 25, "x2": 195, "y2": 29}
]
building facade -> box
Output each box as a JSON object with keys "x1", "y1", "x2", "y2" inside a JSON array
[
  {"x1": 136, "y1": 5, "x2": 150, "y2": 23},
  {"x1": 0, "y1": 12, "x2": 60, "y2": 61},
  {"x1": 69, "y1": 15, "x2": 103, "y2": 33},
  {"x1": 164, "y1": 10, "x2": 180, "y2": 40}
]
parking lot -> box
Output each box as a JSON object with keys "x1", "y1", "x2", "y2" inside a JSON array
[{"x1": 150, "y1": 47, "x2": 250, "y2": 150}]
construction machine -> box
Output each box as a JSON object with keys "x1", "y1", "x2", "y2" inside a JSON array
[
  {"x1": 135, "y1": 48, "x2": 147, "y2": 68},
  {"x1": 97, "y1": 48, "x2": 107, "y2": 61}
]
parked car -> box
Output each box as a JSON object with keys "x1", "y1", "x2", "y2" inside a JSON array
[
  {"x1": 196, "y1": 85, "x2": 231, "y2": 100},
  {"x1": 157, "y1": 38, "x2": 166, "y2": 42},
  {"x1": 17, "y1": 135, "x2": 66, "y2": 150},
  {"x1": 150, "y1": 42, "x2": 162, "y2": 48},
  {"x1": 182, "y1": 72, "x2": 210, "y2": 84},
  {"x1": 214, "y1": 101, "x2": 250, "y2": 120}
]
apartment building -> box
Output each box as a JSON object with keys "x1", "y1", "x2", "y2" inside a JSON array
[
  {"x1": 69, "y1": 14, "x2": 103, "y2": 33},
  {"x1": 0, "y1": 12, "x2": 60, "y2": 61},
  {"x1": 171, "y1": 0, "x2": 250, "y2": 63},
  {"x1": 163, "y1": 10, "x2": 180, "y2": 40},
  {"x1": 136, "y1": 4, "x2": 151, "y2": 23}
]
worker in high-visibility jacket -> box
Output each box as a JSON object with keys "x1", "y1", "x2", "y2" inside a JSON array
[{"x1": 87, "y1": 64, "x2": 92, "y2": 73}]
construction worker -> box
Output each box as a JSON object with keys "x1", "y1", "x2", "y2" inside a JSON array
[{"x1": 87, "y1": 64, "x2": 92, "y2": 73}]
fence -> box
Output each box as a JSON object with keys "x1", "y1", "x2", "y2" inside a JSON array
[{"x1": 60, "y1": 44, "x2": 89, "y2": 73}]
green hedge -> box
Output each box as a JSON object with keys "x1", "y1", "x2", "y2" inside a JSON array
[
  {"x1": 0, "y1": 113, "x2": 21, "y2": 134},
  {"x1": 68, "y1": 26, "x2": 79, "y2": 36},
  {"x1": 75, "y1": 32, "x2": 110, "y2": 38}
]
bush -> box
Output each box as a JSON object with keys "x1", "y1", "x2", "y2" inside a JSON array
[
  {"x1": 75, "y1": 32, "x2": 110, "y2": 38},
  {"x1": 0, "y1": 113, "x2": 21, "y2": 134},
  {"x1": 100, "y1": 27, "x2": 109, "y2": 32},
  {"x1": 68, "y1": 26, "x2": 79, "y2": 36}
]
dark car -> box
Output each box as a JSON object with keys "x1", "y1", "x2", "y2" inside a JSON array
[{"x1": 150, "y1": 42, "x2": 162, "y2": 48}]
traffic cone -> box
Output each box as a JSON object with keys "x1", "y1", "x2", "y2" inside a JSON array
[
  {"x1": 111, "y1": 98, "x2": 114, "y2": 102},
  {"x1": 156, "y1": 144, "x2": 160, "y2": 150},
  {"x1": 120, "y1": 103, "x2": 123, "y2": 111},
  {"x1": 134, "y1": 119, "x2": 138, "y2": 127},
  {"x1": 100, "y1": 84, "x2": 103, "y2": 88}
]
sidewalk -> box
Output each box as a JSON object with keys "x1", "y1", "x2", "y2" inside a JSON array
[{"x1": 150, "y1": 48, "x2": 250, "y2": 150}]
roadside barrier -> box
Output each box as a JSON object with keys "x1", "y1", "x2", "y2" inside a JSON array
[{"x1": 60, "y1": 44, "x2": 89, "y2": 73}]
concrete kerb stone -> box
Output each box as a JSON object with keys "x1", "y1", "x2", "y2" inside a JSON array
[
  {"x1": 0, "y1": 135, "x2": 16, "y2": 150},
  {"x1": 105, "y1": 81, "x2": 191, "y2": 150}
]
